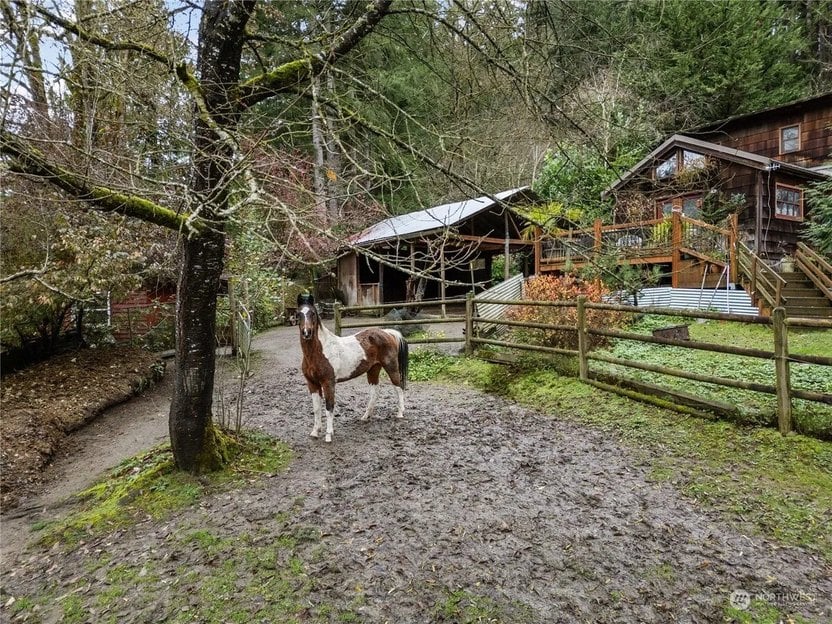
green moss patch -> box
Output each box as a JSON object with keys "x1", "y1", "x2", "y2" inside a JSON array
[{"x1": 36, "y1": 430, "x2": 291, "y2": 547}]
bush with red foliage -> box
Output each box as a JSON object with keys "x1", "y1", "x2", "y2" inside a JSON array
[{"x1": 507, "y1": 275, "x2": 627, "y2": 349}]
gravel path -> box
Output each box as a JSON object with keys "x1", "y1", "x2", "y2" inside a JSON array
[{"x1": 1, "y1": 323, "x2": 829, "y2": 622}]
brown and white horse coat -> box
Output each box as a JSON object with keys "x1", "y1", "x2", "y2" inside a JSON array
[{"x1": 297, "y1": 294, "x2": 408, "y2": 442}]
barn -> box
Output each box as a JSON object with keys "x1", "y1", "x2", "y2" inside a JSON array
[{"x1": 337, "y1": 188, "x2": 537, "y2": 307}]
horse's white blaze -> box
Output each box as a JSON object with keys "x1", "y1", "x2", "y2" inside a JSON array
[{"x1": 318, "y1": 326, "x2": 366, "y2": 380}]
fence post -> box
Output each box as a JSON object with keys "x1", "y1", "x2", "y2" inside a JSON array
[
  {"x1": 334, "y1": 302, "x2": 342, "y2": 337},
  {"x1": 773, "y1": 307, "x2": 792, "y2": 435},
  {"x1": 577, "y1": 295, "x2": 588, "y2": 381},
  {"x1": 465, "y1": 291, "x2": 474, "y2": 356}
]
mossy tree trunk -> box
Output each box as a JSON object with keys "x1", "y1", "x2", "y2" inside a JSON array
[
  {"x1": 1, "y1": 0, "x2": 393, "y2": 474},
  {"x1": 168, "y1": 0, "x2": 254, "y2": 473}
]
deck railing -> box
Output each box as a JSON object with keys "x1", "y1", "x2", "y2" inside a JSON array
[
  {"x1": 538, "y1": 213, "x2": 734, "y2": 281},
  {"x1": 736, "y1": 242, "x2": 786, "y2": 310}
]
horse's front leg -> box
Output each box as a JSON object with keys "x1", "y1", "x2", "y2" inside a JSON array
[
  {"x1": 322, "y1": 381, "x2": 336, "y2": 443},
  {"x1": 307, "y1": 382, "x2": 322, "y2": 438}
]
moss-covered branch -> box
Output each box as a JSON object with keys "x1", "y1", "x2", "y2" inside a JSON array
[
  {"x1": 1, "y1": 130, "x2": 204, "y2": 234},
  {"x1": 238, "y1": 0, "x2": 392, "y2": 108}
]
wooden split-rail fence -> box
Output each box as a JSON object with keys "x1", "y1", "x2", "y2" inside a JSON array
[{"x1": 334, "y1": 294, "x2": 832, "y2": 436}]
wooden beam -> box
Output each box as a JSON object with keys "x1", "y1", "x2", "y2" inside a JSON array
[{"x1": 457, "y1": 234, "x2": 531, "y2": 245}]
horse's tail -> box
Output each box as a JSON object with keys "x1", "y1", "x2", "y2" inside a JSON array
[{"x1": 398, "y1": 335, "x2": 409, "y2": 391}]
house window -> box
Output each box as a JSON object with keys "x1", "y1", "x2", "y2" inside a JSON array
[
  {"x1": 656, "y1": 149, "x2": 706, "y2": 180},
  {"x1": 655, "y1": 155, "x2": 678, "y2": 179},
  {"x1": 775, "y1": 184, "x2": 803, "y2": 220},
  {"x1": 655, "y1": 195, "x2": 702, "y2": 219},
  {"x1": 658, "y1": 199, "x2": 675, "y2": 217},
  {"x1": 780, "y1": 125, "x2": 800, "y2": 154},
  {"x1": 682, "y1": 150, "x2": 706, "y2": 170},
  {"x1": 682, "y1": 196, "x2": 702, "y2": 220}
]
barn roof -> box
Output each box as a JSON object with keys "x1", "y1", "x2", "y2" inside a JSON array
[{"x1": 349, "y1": 187, "x2": 530, "y2": 246}]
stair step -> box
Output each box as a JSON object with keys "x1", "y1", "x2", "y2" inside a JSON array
[
  {"x1": 782, "y1": 289, "x2": 826, "y2": 297},
  {"x1": 785, "y1": 308, "x2": 832, "y2": 318},
  {"x1": 784, "y1": 300, "x2": 832, "y2": 309}
]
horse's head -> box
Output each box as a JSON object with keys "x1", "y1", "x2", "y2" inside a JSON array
[{"x1": 297, "y1": 293, "x2": 318, "y2": 341}]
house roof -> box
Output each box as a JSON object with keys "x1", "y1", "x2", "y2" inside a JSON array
[
  {"x1": 689, "y1": 91, "x2": 832, "y2": 135},
  {"x1": 604, "y1": 134, "x2": 828, "y2": 196},
  {"x1": 348, "y1": 187, "x2": 530, "y2": 246}
]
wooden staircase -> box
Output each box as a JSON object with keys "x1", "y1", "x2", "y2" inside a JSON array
[
  {"x1": 776, "y1": 269, "x2": 832, "y2": 318},
  {"x1": 737, "y1": 242, "x2": 832, "y2": 318}
]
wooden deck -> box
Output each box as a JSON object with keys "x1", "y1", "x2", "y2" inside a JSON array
[{"x1": 536, "y1": 212, "x2": 736, "y2": 288}]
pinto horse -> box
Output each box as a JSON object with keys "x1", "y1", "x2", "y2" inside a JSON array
[{"x1": 296, "y1": 293, "x2": 409, "y2": 442}]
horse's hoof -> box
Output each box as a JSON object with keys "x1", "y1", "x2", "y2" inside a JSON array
[
  {"x1": 325, "y1": 433, "x2": 332, "y2": 443},
  {"x1": 396, "y1": 413, "x2": 404, "y2": 419},
  {"x1": 360, "y1": 414, "x2": 369, "y2": 421},
  {"x1": 310, "y1": 430, "x2": 319, "y2": 438}
]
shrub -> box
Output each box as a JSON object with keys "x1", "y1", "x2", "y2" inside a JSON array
[{"x1": 507, "y1": 275, "x2": 627, "y2": 349}]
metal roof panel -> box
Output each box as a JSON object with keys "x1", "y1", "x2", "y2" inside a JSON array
[{"x1": 349, "y1": 187, "x2": 528, "y2": 246}]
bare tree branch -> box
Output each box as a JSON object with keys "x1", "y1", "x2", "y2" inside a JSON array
[{"x1": 1, "y1": 129, "x2": 204, "y2": 233}]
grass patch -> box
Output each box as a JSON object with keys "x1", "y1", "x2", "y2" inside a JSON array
[
  {"x1": 724, "y1": 598, "x2": 813, "y2": 624},
  {"x1": 35, "y1": 430, "x2": 291, "y2": 547},
  {"x1": 597, "y1": 317, "x2": 832, "y2": 438},
  {"x1": 415, "y1": 349, "x2": 832, "y2": 563},
  {"x1": 433, "y1": 588, "x2": 534, "y2": 623}
]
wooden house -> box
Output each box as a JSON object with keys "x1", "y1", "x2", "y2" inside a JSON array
[
  {"x1": 337, "y1": 188, "x2": 537, "y2": 307},
  {"x1": 537, "y1": 93, "x2": 832, "y2": 316}
]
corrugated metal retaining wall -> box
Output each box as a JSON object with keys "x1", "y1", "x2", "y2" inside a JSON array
[
  {"x1": 475, "y1": 273, "x2": 525, "y2": 331},
  {"x1": 618, "y1": 286, "x2": 759, "y2": 316}
]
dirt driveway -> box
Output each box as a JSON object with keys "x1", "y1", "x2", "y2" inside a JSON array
[{"x1": 1, "y1": 323, "x2": 830, "y2": 622}]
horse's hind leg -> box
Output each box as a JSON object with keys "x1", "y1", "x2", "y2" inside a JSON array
[
  {"x1": 393, "y1": 384, "x2": 404, "y2": 418},
  {"x1": 361, "y1": 364, "x2": 382, "y2": 421},
  {"x1": 384, "y1": 366, "x2": 405, "y2": 419}
]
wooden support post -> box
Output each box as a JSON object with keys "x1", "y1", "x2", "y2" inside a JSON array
[
  {"x1": 334, "y1": 302, "x2": 342, "y2": 337},
  {"x1": 465, "y1": 291, "x2": 474, "y2": 356},
  {"x1": 577, "y1": 295, "x2": 588, "y2": 381},
  {"x1": 729, "y1": 213, "x2": 738, "y2": 283},
  {"x1": 534, "y1": 226, "x2": 542, "y2": 275},
  {"x1": 593, "y1": 219, "x2": 602, "y2": 254},
  {"x1": 440, "y1": 249, "x2": 447, "y2": 318},
  {"x1": 504, "y1": 211, "x2": 511, "y2": 281},
  {"x1": 773, "y1": 307, "x2": 792, "y2": 435},
  {"x1": 671, "y1": 210, "x2": 682, "y2": 288}
]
